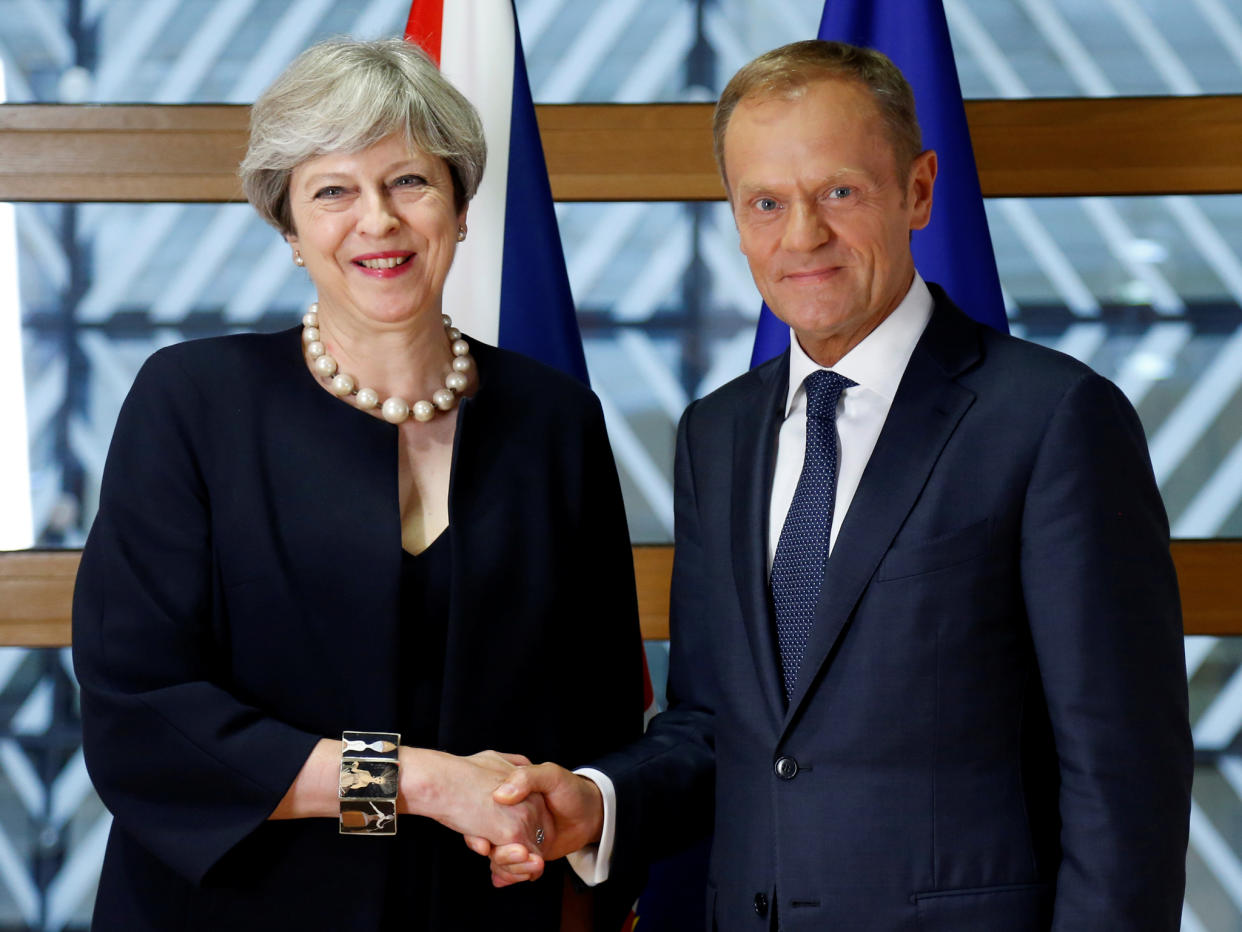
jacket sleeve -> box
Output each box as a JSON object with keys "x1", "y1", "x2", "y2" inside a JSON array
[
  {"x1": 592, "y1": 400, "x2": 717, "y2": 877},
  {"x1": 1019, "y1": 371, "x2": 1192, "y2": 930},
  {"x1": 72, "y1": 349, "x2": 320, "y2": 884}
]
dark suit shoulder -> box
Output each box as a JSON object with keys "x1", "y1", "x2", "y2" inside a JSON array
[
  {"x1": 135, "y1": 327, "x2": 301, "y2": 401},
  {"x1": 969, "y1": 319, "x2": 1120, "y2": 410},
  {"x1": 145, "y1": 326, "x2": 297, "y2": 371},
  {"x1": 927, "y1": 288, "x2": 1113, "y2": 401}
]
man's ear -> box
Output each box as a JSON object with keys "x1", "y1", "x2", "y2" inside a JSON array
[{"x1": 907, "y1": 149, "x2": 937, "y2": 232}]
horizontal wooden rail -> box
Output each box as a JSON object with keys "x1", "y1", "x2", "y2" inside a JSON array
[
  {"x1": 3, "y1": 541, "x2": 1239, "y2": 648},
  {"x1": 1, "y1": 96, "x2": 1240, "y2": 203}
]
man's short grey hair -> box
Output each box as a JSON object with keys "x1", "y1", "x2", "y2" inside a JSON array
[
  {"x1": 241, "y1": 37, "x2": 486, "y2": 236},
  {"x1": 713, "y1": 39, "x2": 922, "y2": 193}
]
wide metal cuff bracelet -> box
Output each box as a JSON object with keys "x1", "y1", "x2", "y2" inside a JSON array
[{"x1": 339, "y1": 730, "x2": 400, "y2": 836}]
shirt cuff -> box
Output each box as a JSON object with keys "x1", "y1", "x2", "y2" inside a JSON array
[{"x1": 565, "y1": 767, "x2": 616, "y2": 887}]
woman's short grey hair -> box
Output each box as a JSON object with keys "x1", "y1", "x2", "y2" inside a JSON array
[
  {"x1": 241, "y1": 37, "x2": 486, "y2": 236},
  {"x1": 713, "y1": 39, "x2": 922, "y2": 193}
]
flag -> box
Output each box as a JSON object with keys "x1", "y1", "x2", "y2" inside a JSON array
[
  {"x1": 749, "y1": 0, "x2": 1007, "y2": 367},
  {"x1": 405, "y1": 8, "x2": 654, "y2": 927},
  {"x1": 405, "y1": 0, "x2": 589, "y2": 383}
]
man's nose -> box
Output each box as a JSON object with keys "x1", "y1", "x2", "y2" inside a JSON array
[{"x1": 782, "y1": 202, "x2": 830, "y2": 252}]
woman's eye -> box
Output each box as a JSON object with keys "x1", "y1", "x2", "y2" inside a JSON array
[
  {"x1": 313, "y1": 186, "x2": 345, "y2": 199},
  {"x1": 392, "y1": 174, "x2": 426, "y2": 188}
]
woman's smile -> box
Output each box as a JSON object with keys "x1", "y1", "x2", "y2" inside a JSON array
[{"x1": 353, "y1": 251, "x2": 416, "y2": 277}]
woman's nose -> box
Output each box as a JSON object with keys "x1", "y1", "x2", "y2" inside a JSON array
[{"x1": 357, "y1": 192, "x2": 399, "y2": 236}]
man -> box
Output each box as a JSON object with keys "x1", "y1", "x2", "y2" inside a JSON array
[{"x1": 486, "y1": 40, "x2": 1192, "y2": 930}]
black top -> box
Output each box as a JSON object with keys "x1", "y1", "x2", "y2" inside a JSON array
[
  {"x1": 396, "y1": 532, "x2": 451, "y2": 751},
  {"x1": 383, "y1": 533, "x2": 451, "y2": 927}
]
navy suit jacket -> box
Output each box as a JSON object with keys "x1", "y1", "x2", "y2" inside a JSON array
[
  {"x1": 73, "y1": 328, "x2": 645, "y2": 931},
  {"x1": 596, "y1": 286, "x2": 1192, "y2": 931}
]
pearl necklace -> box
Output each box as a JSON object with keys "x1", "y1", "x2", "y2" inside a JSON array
[{"x1": 301, "y1": 303, "x2": 474, "y2": 424}]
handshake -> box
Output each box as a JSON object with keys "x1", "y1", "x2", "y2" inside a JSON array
[{"x1": 423, "y1": 750, "x2": 604, "y2": 887}]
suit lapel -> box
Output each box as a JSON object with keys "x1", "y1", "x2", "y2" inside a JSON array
[
  {"x1": 730, "y1": 352, "x2": 790, "y2": 725},
  {"x1": 782, "y1": 297, "x2": 982, "y2": 728}
]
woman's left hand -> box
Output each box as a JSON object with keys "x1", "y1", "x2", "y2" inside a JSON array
[{"x1": 400, "y1": 747, "x2": 550, "y2": 855}]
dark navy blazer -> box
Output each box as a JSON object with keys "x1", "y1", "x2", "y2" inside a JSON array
[
  {"x1": 596, "y1": 286, "x2": 1192, "y2": 932},
  {"x1": 72, "y1": 328, "x2": 645, "y2": 931}
]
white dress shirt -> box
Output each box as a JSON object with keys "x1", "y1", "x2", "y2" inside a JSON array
[
  {"x1": 571, "y1": 274, "x2": 934, "y2": 886},
  {"x1": 768, "y1": 274, "x2": 933, "y2": 567}
]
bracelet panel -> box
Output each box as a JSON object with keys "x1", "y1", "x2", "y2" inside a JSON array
[{"x1": 339, "y1": 730, "x2": 400, "y2": 836}]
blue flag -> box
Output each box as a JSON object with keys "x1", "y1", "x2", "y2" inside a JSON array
[{"x1": 750, "y1": 0, "x2": 1007, "y2": 367}]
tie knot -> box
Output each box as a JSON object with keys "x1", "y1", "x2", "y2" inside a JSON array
[{"x1": 803, "y1": 369, "x2": 855, "y2": 420}]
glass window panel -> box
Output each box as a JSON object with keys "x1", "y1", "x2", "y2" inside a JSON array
[
  {"x1": 2, "y1": 2, "x2": 1239, "y2": 105},
  {"x1": 2, "y1": 1, "x2": 1241, "y2": 926},
  {"x1": 12, "y1": 195, "x2": 1242, "y2": 546}
]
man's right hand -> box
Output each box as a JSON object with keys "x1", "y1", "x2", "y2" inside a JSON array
[{"x1": 468, "y1": 763, "x2": 605, "y2": 886}]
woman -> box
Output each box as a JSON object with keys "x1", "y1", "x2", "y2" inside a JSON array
[{"x1": 72, "y1": 37, "x2": 644, "y2": 931}]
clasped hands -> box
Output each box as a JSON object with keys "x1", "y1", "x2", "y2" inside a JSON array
[{"x1": 445, "y1": 752, "x2": 602, "y2": 888}]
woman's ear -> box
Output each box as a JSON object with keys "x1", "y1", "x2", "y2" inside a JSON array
[{"x1": 285, "y1": 233, "x2": 304, "y2": 267}]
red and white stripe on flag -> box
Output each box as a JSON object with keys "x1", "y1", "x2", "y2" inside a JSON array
[
  {"x1": 405, "y1": 0, "x2": 514, "y2": 347},
  {"x1": 402, "y1": 11, "x2": 655, "y2": 925}
]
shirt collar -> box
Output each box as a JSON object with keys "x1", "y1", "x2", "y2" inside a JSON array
[{"x1": 785, "y1": 272, "x2": 934, "y2": 416}]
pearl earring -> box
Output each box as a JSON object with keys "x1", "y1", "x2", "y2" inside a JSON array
[
  {"x1": 457, "y1": 228, "x2": 466, "y2": 242},
  {"x1": 294, "y1": 251, "x2": 305, "y2": 267}
]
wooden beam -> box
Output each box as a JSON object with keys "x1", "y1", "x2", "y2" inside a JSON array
[
  {"x1": 967, "y1": 96, "x2": 1242, "y2": 198},
  {"x1": 633, "y1": 545, "x2": 673, "y2": 640},
  {"x1": 1170, "y1": 540, "x2": 1242, "y2": 637},
  {"x1": 5, "y1": 543, "x2": 1239, "y2": 648},
  {"x1": 536, "y1": 103, "x2": 722, "y2": 201},
  {"x1": 0, "y1": 105, "x2": 249, "y2": 203},
  {"x1": 0, "y1": 550, "x2": 76, "y2": 647},
  {"x1": 1, "y1": 96, "x2": 1240, "y2": 203}
]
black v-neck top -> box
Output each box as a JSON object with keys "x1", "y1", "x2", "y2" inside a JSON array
[{"x1": 395, "y1": 531, "x2": 451, "y2": 749}]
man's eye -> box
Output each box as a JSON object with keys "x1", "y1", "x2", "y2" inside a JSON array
[
  {"x1": 757, "y1": 198, "x2": 779, "y2": 211},
  {"x1": 828, "y1": 186, "x2": 853, "y2": 199}
]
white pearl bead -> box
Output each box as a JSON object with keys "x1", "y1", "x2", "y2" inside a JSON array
[
  {"x1": 381, "y1": 397, "x2": 410, "y2": 423},
  {"x1": 301, "y1": 304, "x2": 474, "y2": 427}
]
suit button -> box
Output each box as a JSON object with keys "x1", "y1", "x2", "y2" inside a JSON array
[
  {"x1": 774, "y1": 756, "x2": 798, "y2": 780},
  {"x1": 753, "y1": 892, "x2": 768, "y2": 917}
]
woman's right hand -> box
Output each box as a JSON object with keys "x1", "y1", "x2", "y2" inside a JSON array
[{"x1": 400, "y1": 748, "x2": 549, "y2": 851}]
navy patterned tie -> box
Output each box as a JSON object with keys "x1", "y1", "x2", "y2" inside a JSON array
[{"x1": 770, "y1": 369, "x2": 855, "y2": 701}]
